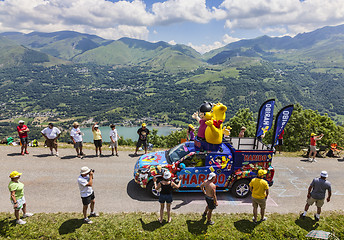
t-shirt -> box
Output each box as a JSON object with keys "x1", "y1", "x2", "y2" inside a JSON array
[
  {"x1": 41, "y1": 127, "x2": 61, "y2": 139},
  {"x1": 92, "y1": 129, "x2": 102, "y2": 140},
  {"x1": 77, "y1": 175, "x2": 93, "y2": 198},
  {"x1": 70, "y1": 127, "x2": 83, "y2": 142},
  {"x1": 137, "y1": 128, "x2": 149, "y2": 141},
  {"x1": 310, "y1": 178, "x2": 331, "y2": 200},
  {"x1": 110, "y1": 129, "x2": 118, "y2": 142},
  {"x1": 249, "y1": 178, "x2": 269, "y2": 199},
  {"x1": 8, "y1": 181, "x2": 24, "y2": 200},
  {"x1": 17, "y1": 125, "x2": 28, "y2": 138},
  {"x1": 278, "y1": 130, "x2": 284, "y2": 140},
  {"x1": 310, "y1": 136, "x2": 316, "y2": 146}
]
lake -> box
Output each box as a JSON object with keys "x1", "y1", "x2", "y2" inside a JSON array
[{"x1": 80, "y1": 125, "x2": 180, "y2": 143}]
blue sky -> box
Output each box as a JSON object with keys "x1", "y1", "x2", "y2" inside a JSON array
[{"x1": 1, "y1": 0, "x2": 344, "y2": 53}]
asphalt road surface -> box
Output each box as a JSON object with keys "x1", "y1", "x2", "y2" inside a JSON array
[{"x1": 1, "y1": 146, "x2": 343, "y2": 214}]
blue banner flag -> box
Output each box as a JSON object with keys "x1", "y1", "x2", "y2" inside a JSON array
[
  {"x1": 256, "y1": 99, "x2": 275, "y2": 138},
  {"x1": 272, "y1": 105, "x2": 294, "y2": 146}
]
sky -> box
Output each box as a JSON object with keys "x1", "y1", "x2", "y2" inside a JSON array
[{"x1": 1, "y1": 0, "x2": 344, "y2": 53}]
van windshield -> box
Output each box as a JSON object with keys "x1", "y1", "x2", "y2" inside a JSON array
[{"x1": 168, "y1": 143, "x2": 190, "y2": 163}]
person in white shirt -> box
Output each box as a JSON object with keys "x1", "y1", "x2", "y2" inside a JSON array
[
  {"x1": 70, "y1": 122, "x2": 84, "y2": 158},
  {"x1": 77, "y1": 166, "x2": 99, "y2": 224},
  {"x1": 109, "y1": 124, "x2": 121, "y2": 156},
  {"x1": 41, "y1": 123, "x2": 61, "y2": 156}
]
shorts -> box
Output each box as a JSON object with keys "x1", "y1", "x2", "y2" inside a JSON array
[
  {"x1": 310, "y1": 145, "x2": 317, "y2": 152},
  {"x1": 81, "y1": 192, "x2": 95, "y2": 206},
  {"x1": 11, "y1": 196, "x2": 26, "y2": 210},
  {"x1": 110, "y1": 141, "x2": 118, "y2": 148},
  {"x1": 136, "y1": 139, "x2": 147, "y2": 148},
  {"x1": 278, "y1": 139, "x2": 283, "y2": 145},
  {"x1": 307, "y1": 197, "x2": 325, "y2": 208},
  {"x1": 205, "y1": 196, "x2": 216, "y2": 210},
  {"x1": 252, "y1": 197, "x2": 266, "y2": 209},
  {"x1": 20, "y1": 137, "x2": 28, "y2": 145},
  {"x1": 159, "y1": 194, "x2": 173, "y2": 203},
  {"x1": 94, "y1": 140, "x2": 102, "y2": 148},
  {"x1": 74, "y1": 141, "x2": 83, "y2": 149},
  {"x1": 46, "y1": 139, "x2": 57, "y2": 148}
]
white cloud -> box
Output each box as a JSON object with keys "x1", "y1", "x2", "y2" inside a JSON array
[
  {"x1": 168, "y1": 40, "x2": 177, "y2": 45},
  {"x1": 188, "y1": 34, "x2": 241, "y2": 53}
]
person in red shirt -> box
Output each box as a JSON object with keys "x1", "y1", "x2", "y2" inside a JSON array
[
  {"x1": 277, "y1": 130, "x2": 285, "y2": 154},
  {"x1": 17, "y1": 120, "x2": 30, "y2": 155},
  {"x1": 309, "y1": 133, "x2": 324, "y2": 162}
]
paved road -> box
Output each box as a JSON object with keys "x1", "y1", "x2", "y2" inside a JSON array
[{"x1": 1, "y1": 146, "x2": 343, "y2": 214}]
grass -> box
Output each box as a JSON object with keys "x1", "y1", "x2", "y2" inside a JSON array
[{"x1": 0, "y1": 212, "x2": 343, "y2": 239}]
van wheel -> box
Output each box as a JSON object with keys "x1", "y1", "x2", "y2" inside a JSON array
[
  {"x1": 231, "y1": 179, "x2": 250, "y2": 198},
  {"x1": 146, "y1": 181, "x2": 160, "y2": 198}
]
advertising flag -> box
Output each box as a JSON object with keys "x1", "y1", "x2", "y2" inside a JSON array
[
  {"x1": 256, "y1": 99, "x2": 275, "y2": 138},
  {"x1": 272, "y1": 105, "x2": 294, "y2": 146}
]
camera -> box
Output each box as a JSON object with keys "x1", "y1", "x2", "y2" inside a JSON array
[{"x1": 91, "y1": 169, "x2": 95, "y2": 173}]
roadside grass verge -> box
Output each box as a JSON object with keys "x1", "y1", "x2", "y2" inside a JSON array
[{"x1": 0, "y1": 212, "x2": 343, "y2": 239}]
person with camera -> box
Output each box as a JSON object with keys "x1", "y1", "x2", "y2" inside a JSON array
[{"x1": 78, "y1": 166, "x2": 99, "y2": 224}]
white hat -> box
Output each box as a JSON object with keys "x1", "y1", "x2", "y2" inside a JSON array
[
  {"x1": 80, "y1": 166, "x2": 91, "y2": 175},
  {"x1": 94, "y1": 124, "x2": 99, "y2": 128},
  {"x1": 18, "y1": 120, "x2": 24, "y2": 123},
  {"x1": 163, "y1": 171, "x2": 172, "y2": 180},
  {"x1": 320, "y1": 171, "x2": 328, "y2": 178},
  {"x1": 208, "y1": 172, "x2": 216, "y2": 180}
]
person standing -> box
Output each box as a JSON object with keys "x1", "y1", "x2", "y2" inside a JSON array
[
  {"x1": 277, "y1": 130, "x2": 285, "y2": 154},
  {"x1": 200, "y1": 172, "x2": 218, "y2": 225},
  {"x1": 109, "y1": 124, "x2": 120, "y2": 156},
  {"x1": 92, "y1": 123, "x2": 103, "y2": 157},
  {"x1": 153, "y1": 172, "x2": 182, "y2": 223},
  {"x1": 77, "y1": 166, "x2": 99, "y2": 224},
  {"x1": 308, "y1": 133, "x2": 324, "y2": 162},
  {"x1": 300, "y1": 171, "x2": 331, "y2": 221},
  {"x1": 134, "y1": 123, "x2": 150, "y2": 155},
  {"x1": 8, "y1": 171, "x2": 34, "y2": 225},
  {"x1": 238, "y1": 126, "x2": 246, "y2": 138},
  {"x1": 70, "y1": 122, "x2": 84, "y2": 158},
  {"x1": 17, "y1": 120, "x2": 30, "y2": 155},
  {"x1": 186, "y1": 124, "x2": 195, "y2": 141},
  {"x1": 249, "y1": 169, "x2": 269, "y2": 223},
  {"x1": 41, "y1": 123, "x2": 61, "y2": 156}
]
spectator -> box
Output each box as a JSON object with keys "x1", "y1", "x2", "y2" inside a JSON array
[
  {"x1": 308, "y1": 133, "x2": 324, "y2": 162},
  {"x1": 8, "y1": 171, "x2": 33, "y2": 225},
  {"x1": 200, "y1": 172, "x2": 217, "y2": 225},
  {"x1": 41, "y1": 123, "x2": 61, "y2": 156},
  {"x1": 17, "y1": 120, "x2": 29, "y2": 155},
  {"x1": 153, "y1": 171, "x2": 182, "y2": 223},
  {"x1": 277, "y1": 130, "x2": 284, "y2": 154},
  {"x1": 238, "y1": 126, "x2": 246, "y2": 138},
  {"x1": 92, "y1": 123, "x2": 103, "y2": 157},
  {"x1": 70, "y1": 122, "x2": 84, "y2": 158},
  {"x1": 300, "y1": 171, "x2": 331, "y2": 221},
  {"x1": 134, "y1": 123, "x2": 150, "y2": 155},
  {"x1": 249, "y1": 169, "x2": 269, "y2": 223},
  {"x1": 77, "y1": 166, "x2": 99, "y2": 224},
  {"x1": 224, "y1": 126, "x2": 232, "y2": 137},
  {"x1": 109, "y1": 124, "x2": 120, "y2": 156},
  {"x1": 186, "y1": 124, "x2": 195, "y2": 141}
]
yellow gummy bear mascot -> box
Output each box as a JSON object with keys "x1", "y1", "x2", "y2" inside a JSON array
[{"x1": 205, "y1": 103, "x2": 227, "y2": 144}]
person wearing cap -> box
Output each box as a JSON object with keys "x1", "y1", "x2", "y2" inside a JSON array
[
  {"x1": 186, "y1": 124, "x2": 195, "y2": 141},
  {"x1": 200, "y1": 172, "x2": 218, "y2": 225},
  {"x1": 134, "y1": 123, "x2": 150, "y2": 155},
  {"x1": 249, "y1": 169, "x2": 269, "y2": 223},
  {"x1": 78, "y1": 166, "x2": 99, "y2": 224},
  {"x1": 153, "y1": 171, "x2": 182, "y2": 223},
  {"x1": 17, "y1": 120, "x2": 30, "y2": 155},
  {"x1": 308, "y1": 133, "x2": 324, "y2": 162},
  {"x1": 41, "y1": 123, "x2": 61, "y2": 156},
  {"x1": 92, "y1": 122, "x2": 103, "y2": 157},
  {"x1": 8, "y1": 171, "x2": 33, "y2": 224},
  {"x1": 109, "y1": 124, "x2": 120, "y2": 156},
  {"x1": 238, "y1": 126, "x2": 246, "y2": 138},
  {"x1": 223, "y1": 126, "x2": 232, "y2": 137},
  {"x1": 300, "y1": 171, "x2": 331, "y2": 221},
  {"x1": 70, "y1": 122, "x2": 84, "y2": 158}
]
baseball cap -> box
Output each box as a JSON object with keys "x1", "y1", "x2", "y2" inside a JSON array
[
  {"x1": 258, "y1": 169, "x2": 267, "y2": 177},
  {"x1": 142, "y1": 123, "x2": 146, "y2": 127},
  {"x1": 18, "y1": 120, "x2": 24, "y2": 124},
  {"x1": 320, "y1": 171, "x2": 328, "y2": 178},
  {"x1": 311, "y1": 133, "x2": 316, "y2": 136},
  {"x1": 226, "y1": 126, "x2": 232, "y2": 129},
  {"x1": 80, "y1": 166, "x2": 91, "y2": 175},
  {"x1": 188, "y1": 124, "x2": 194, "y2": 129},
  {"x1": 208, "y1": 172, "x2": 216, "y2": 180},
  {"x1": 163, "y1": 171, "x2": 171, "y2": 179},
  {"x1": 94, "y1": 124, "x2": 99, "y2": 128},
  {"x1": 73, "y1": 122, "x2": 79, "y2": 127},
  {"x1": 9, "y1": 171, "x2": 22, "y2": 178}
]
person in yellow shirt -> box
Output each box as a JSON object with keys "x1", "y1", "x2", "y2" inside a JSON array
[
  {"x1": 249, "y1": 169, "x2": 269, "y2": 223},
  {"x1": 92, "y1": 123, "x2": 103, "y2": 157}
]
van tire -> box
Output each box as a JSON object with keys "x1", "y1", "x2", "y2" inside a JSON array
[
  {"x1": 231, "y1": 179, "x2": 250, "y2": 198},
  {"x1": 146, "y1": 180, "x2": 160, "y2": 198}
]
